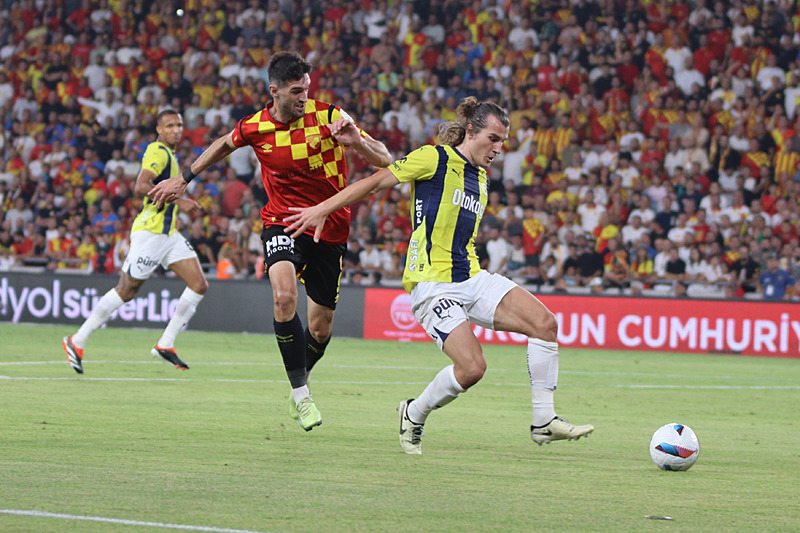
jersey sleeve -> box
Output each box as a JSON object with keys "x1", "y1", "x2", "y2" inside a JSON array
[
  {"x1": 328, "y1": 105, "x2": 368, "y2": 138},
  {"x1": 141, "y1": 143, "x2": 168, "y2": 176},
  {"x1": 231, "y1": 113, "x2": 256, "y2": 147},
  {"x1": 388, "y1": 145, "x2": 438, "y2": 183}
]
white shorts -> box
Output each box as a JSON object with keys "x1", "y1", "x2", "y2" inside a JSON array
[
  {"x1": 122, "y1": 231, "x2": 197, "y2": 280},
  {"x1": 410, "y1": 270, "x2": 517, "y2": 349}
]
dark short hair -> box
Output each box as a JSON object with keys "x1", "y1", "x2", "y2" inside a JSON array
[
  {"x1": 268, "y1": 51, "x2": 312, "y2": 87},
  {"x1": 156, "y1": 109, "x2": 180, "y2": 124}
]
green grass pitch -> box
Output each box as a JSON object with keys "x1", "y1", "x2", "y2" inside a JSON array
[{"x1": 1, "y1": 323, "x2": 798, "y2": 532}]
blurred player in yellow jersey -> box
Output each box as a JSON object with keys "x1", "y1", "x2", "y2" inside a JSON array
[
  {"x1": 285, "y1": 97, "x2": 594, "y2": 454},
  {"x1": 63, "y1": 109, "x2": 207, "y2": 374}
]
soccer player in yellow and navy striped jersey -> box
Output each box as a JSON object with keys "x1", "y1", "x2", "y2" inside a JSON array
[
  {"x1": 285, "y1": 97, "x2": 594, "y2": 454},
  {"x1": 383, "y1": 143, "x2": 488, "y2": 292},
  {"x1": 131, "y1": 135, "x2": 182, "y2": 235},
  {"x1": 63, "y1": 110, "x2": 208, "y2": 374}
]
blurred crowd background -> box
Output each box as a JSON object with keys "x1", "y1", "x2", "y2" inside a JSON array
[{"x1": 1, "y1": 0, "x2": 799, "y2": 300}]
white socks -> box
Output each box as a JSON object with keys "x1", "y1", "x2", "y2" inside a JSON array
[
  {"x1": 72, "y1": 286, "x2": 203, "y2": 351},
  {"x1": 404, "y1": 339, "x2": 559, "y2": 427},
  {"x1": 157, "y1": 287, "x2": 204, "y2": 349},
  {"x1": 528, "y1": 338, "x2": 559, "y2": 426},
  {"x1": 72, "y1": 288, "x2": 125, "y2": 348},
  {"x1": 292, "y1": 385, "x2": 310, "y2": 404},
  {"x1": 408, "y1": 364, "x2": 465, "y2": 425}
]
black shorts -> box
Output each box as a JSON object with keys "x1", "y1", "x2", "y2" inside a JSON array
[{"x1": 261, "y1": 225, "x2": 346, "y2": 309}]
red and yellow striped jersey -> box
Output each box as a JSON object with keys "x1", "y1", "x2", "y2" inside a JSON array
[
  {"x1": 231, "y1": 99, "x2": 366, "y2": 245},
  {"x1": 774, "y1": 151, "x2": 799, "y2": 177}
]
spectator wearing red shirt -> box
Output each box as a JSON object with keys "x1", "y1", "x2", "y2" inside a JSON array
[
  {"x1": 707, "y1": 17, "x2": 731, "y2": 60},
  {"x1": 71, "y1": 32, "x2": 94, "y2": 66},
  {"x1": 774, "y1": 219, "x2": 799, "y2": 245},
  {"x1": 693, "y1": 34, "x2": 715, "y2": 77},
  {"x1": 377, "y1": 201, "x2": 412, "y2": 240},
  {"x1": 521, "y1": 205, "x2": 546, "y2": 269},
  {"x1": 220, "y1": 168, "x2": 250, "y2": 218},
  {"x1": 536, "y1": 56, "x2": 558, "y2": 93},
  {"x1": 11, "y1": 231, "x2": 33, "y2": 256},
  {"x1": 383, "y1": 115, "x2": 408, "y2": 155},
  {"x1": 29, "y1": 132, "x2": 52, "y2": 162},
  {"x1": 64, "y1": 1, "x2": 92, "y2": 33},
  {"x1": 615, "y1": 50, "x2": 640, "y2": 91}
]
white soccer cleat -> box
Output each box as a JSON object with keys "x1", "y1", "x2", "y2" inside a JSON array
[
  {"x1": 397, "y1": 399, "x2": 424, "y2": 455},
  {"x1": 531, "y1": 416, "x2": 594, "y2": 445}
]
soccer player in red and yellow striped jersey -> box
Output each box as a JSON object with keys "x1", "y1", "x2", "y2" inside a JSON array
[{"x1": 149, "y1": 52, "x2": 392, "y2": 431}]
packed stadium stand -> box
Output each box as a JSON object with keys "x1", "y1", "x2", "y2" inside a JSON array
[{"x1": 1, "y1": 0, "x2": 799, "y2": 301}]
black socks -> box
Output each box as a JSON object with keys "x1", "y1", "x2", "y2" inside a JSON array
[
  {"x1": 305, "y1": 327, "x2": 330, "y2": 374},
  {"x1": 274, "y1": 313, "x2": 306, "y2": 388}
]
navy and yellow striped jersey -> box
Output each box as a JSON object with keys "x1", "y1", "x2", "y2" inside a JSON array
[
  {"x1": 131, "y1": 141, "x2": 180, "y2": 235},
  {"x1": 388, "y1": 144, "x2": 489, "y2": 293}
]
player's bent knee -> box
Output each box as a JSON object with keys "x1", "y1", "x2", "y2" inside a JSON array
[
  {"x1": 114, "y1": 281, "x2": 139, "y2": 302},
  {"x1": 308, "y1": 324, "x2": 332, "y2": 342},
  {"x1": 272, "y1": 291, "x2": 298, "y2": 318},
  {"x1": 539, "y1": 310, "x2": 558, "y2": 341},
  {"x1": 191, "y1": 278, "x2": 209, "y2": 295},
  {"x1": 116, "y1": 287, "x2": 137, "y2": 302},
  {"x1": 458, "y1": 358, "x2": 486, "y2": 388},
  {"x1": 521, "y1": 309, "x2": 558, "y2": 342}
]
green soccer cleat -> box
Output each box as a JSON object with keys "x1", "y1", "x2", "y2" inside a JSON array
[
  {"x1": 531, "y1": 416, "x2": 594, "y2": 446},
  {"x1": 296, "y1": 397, "x2": 322, "y2": 431},
  {"x1": 288, "y1": 393, "x2": 299, "y2": 420},
  {"x1": 397, "y1": 399, "x2": 424, "y2": 455}
]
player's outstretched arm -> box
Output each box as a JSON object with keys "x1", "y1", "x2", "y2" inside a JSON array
[
  {"x1": 329, "y1": 118, "x2": 393, "y2": 168},
  {"x1": 148, "y1": 131, "x2": 238, "y2": 207},
  {"x1": 284, "y1": 167, "x2": 400, "y2": 242}
]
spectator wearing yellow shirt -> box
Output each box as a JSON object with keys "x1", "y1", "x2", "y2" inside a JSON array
[
  {"x1": 545, "y1": 178, "x2": 577, "y2": 211},
  {"x1": 75, "y1": 233, "x2": 96, "y2": 270},
  {"x1": 592, "y1": 211, "x2": 620, "y2": 253}
]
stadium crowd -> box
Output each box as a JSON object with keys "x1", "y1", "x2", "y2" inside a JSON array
[{"x1": 1, "y1": 0, "x2": 799, "y2": 301}]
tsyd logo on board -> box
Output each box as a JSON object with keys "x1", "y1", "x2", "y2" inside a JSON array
[{"x1": 389, "y1": 293, "x2": 417, "y2": 330}]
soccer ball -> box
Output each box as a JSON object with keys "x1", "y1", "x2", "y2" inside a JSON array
[{"x1": 649, "y1": 423, "x2": 700, "y2": 471}]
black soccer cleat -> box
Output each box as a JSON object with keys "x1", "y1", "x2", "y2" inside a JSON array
[{"x1": 151, "y1": 345, "x2": 189, "y2": 370}]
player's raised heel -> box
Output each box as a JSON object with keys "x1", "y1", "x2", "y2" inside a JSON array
[
  {"x1": 531, "y1": 416, "x2": 594, "y2": 445},
  {"x1": 63, "y1": 336, "x2": 84, "y2": 374},
  {"x1": 397, "y1": 399, "x2": 424, "y2": 455},
  {"x1": 151, "y1": 345, "x2": 189, "y2": 370},
  {"x1": 296, "y1": 397, "x2": 322, "y2": 431}
]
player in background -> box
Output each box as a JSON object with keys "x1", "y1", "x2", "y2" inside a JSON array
[
  {"x1": 149, "y1": 52, "x2": 392, "y2": 431},
  {"x1": 283, "y1": 97, "x2": 594, "y2": 453},
  {"x1": 63, "y1": 109, "x2": 207, "y2": 373}
]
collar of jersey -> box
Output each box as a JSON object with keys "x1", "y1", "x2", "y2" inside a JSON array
[{"x1": 450, "y1": 145, "x2": 473, "y2": 167}]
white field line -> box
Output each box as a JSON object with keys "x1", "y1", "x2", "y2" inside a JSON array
[
  {"x1": 0, "y1": 509, "x2": 272, "y2": 533},
  {"x1": 0, "y1": 360, "x2": 793, "y2": 382},
  {"x1": 0, "y1": 375, "x2": 798, "y2": 389}
]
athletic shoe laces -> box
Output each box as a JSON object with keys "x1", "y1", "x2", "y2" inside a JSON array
[
  {"x1": 409, "y1": 425, "x2": 423, "y2": 444},
  {"x1": 297, "y1": 400, "x2": 314, "y2": 417}
]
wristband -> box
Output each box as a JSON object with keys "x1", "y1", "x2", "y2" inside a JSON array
[{"x1": 181, "y1": 168, "x2": 196, "y2": 183}]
